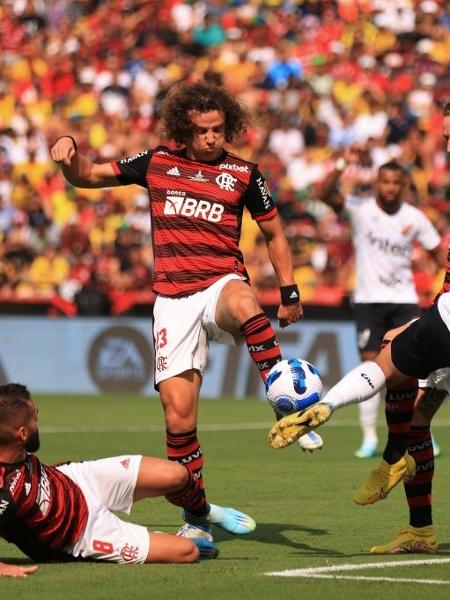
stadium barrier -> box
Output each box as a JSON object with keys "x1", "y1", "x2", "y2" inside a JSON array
[{"x1": 0, "y1": 318, "x2": 359, "y2": 396}]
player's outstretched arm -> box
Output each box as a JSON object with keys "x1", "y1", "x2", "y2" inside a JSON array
[
  {"x1": 0, "y1": 561, "x2": 38, "y2": 578},
  {"x1": 51, "y1": 136, "x2": 121, "y2": 189},
  {"x1": 257, "y1": 214, "x2": 303, "y2": 328}
]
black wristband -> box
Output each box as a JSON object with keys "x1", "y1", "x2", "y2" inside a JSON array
[
  {"x1": 280, "y1": 284, "x2": 300, "y2": 305},
  {"x1": 54, "y1": 135, "x2": 77, "y2": 151}
]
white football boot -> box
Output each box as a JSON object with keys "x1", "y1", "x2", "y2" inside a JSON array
[{"x1": 298, "y1": 431, "x2": 324, "y2": 452}]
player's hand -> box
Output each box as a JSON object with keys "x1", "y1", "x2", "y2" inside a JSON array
[
  {"x1": 50, "y1": 136, "x2": 77, "y2": 166},
  {"x1": 0, "y1": 562, "x2": 38, "y2": 578},
  {"x1": 277, "y1": 302, "x2": 303, "y2": 328}
]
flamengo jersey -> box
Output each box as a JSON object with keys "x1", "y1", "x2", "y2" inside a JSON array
[
  {"x1": 112, "y1": 148, "x2": 277, "y2": 297},
  {"x1": 345, "y1": 196, "x2": 441, "y2": 304},
  {"x1": 0, "y1": 454, "x2": 88, "y2": 561}
]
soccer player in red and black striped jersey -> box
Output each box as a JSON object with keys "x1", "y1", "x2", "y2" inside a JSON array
[
  {"x1": 51, "y1": 81, "x2": 310, "y2": 542},
  {"x1": 0, "y1": 383, "x2": 222, "y2": 577}
]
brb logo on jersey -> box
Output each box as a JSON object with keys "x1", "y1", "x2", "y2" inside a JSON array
[{"x1": 164, "y1": 191, "x2": 224, "y2": 222}]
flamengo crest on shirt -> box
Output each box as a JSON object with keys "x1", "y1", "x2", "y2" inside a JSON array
[
  {"x1": 164, "y1": 194, "x2": 224, "y2": 222},
  {"x1": 215, "y1": 172, "x2": 237, "y2": 191}
]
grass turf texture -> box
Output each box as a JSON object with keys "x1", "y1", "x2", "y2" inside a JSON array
[{"x1": 3, "y1": 394, "x2": 450, "y2": 600}]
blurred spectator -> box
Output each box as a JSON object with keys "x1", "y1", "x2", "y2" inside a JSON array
[
  {"x1": 267, "y1": 115, "x2": 304, "y2": 165},
  {"x1": 28, "y1": 244, "x2": 69, "y2": 296},
  {"x1": 74, "y1": 272, "x2": 111, "y2": 316},
  {"x1": 0, "y1": 195, "x2": 17, "y2": 235},
  {"x1": 0, "y1": 0, "x2": 448, "y2": 313}
]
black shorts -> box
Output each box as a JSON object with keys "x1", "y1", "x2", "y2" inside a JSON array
[
  {"x1": 354, "y1": 303, "x2": 421, "y2": 353},
  {"x1": 391, "y1": 303, "x2": 450, "y2": 379}
]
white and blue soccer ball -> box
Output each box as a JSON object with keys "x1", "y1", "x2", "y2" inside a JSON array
[{"x1": 265, "y1": 358, "x2": 323, "y2": 416}]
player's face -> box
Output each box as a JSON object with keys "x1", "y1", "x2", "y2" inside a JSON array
[
  {"x1": 24, "y1": 400, "x2": 40, "y2": 453},
  {"x1": 443, "y1": 115, "x2": 450, "y2": 153},
  {"x1": 376, "y1": 168, "x2": 404, "y2": 211},
  {"x1": 186, "y1": 110, "x2": 226, "y2": 162}
]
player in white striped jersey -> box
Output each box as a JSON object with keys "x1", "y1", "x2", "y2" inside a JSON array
[{"x1": 319, "y1": 152, "x2": 444, "y2": 458}]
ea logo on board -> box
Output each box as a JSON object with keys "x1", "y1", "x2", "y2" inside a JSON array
[{"x1": 88, "y1": 326, "x2": 152, "y2": 392}]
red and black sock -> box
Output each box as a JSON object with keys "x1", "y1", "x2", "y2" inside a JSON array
[
  {"x1": 165, "y1": 429, "x2": 208, "y2": 517},
  {"x1": 404, "y1": 426, "x2": 434, "y2": 528},
  {"x1": 240, "y1": 312, "x2": 281, "y2": 382},
  {"x1": 383, "y1": 378, "x2": 418, "y2": 464}
]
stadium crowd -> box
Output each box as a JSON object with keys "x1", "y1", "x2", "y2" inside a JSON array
[{"x1": 0, "y1": 0, "x2": 449, "y2": 315}]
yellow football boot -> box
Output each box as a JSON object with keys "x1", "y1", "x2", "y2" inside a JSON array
[
  {"x1": 370, "y1": 525, "x2": 437, "y2": 554},
  {"x1": 353, "y1": 452, "x2": 416, "y2": 505},
  {"x1": 268, "y1": 403, "x2": 333, "y2": 449}
]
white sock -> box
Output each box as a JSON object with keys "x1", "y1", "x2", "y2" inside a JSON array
[
  {"x1": 321, "y1": 361, "x2": 386, "y2": 411},
  {"x1": 358, "y1": 390, "x2": 381, "y2": 445}
]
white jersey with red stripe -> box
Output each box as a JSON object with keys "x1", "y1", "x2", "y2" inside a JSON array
[{"x1": 345, "y1": 196, "x2": 441, "y2": 304}]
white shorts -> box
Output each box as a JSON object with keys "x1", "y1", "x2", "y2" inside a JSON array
[
  {"x1": 419, "y1": 368, "x2": 450, "y2": 395},
  {"x1": 57, "y1": 455, "x2": 150, "y2": 564},
  {"x1": 153, "y1": 274, "x2": 246, "y2": 386}
]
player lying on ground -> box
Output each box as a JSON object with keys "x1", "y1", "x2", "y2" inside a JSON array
[
  {"x1": 0, "y1": 384, "x2": 219, "y2": 578},
  {"x1": 268, "y1": 292, "x2": 450, "y2": 497}
]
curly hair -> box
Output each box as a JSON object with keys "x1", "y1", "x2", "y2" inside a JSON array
[
  {"x1": 159, "y1": 81, "x2": 250, "y2": 145},
  {"x1": 442, "y1": 99, "x2": 450, "y2": 117}
]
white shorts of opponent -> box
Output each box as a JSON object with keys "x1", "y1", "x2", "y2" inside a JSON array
[
  {"x1": 57, "y1": 455, "x2": 149, "y2": 564},
  {"x1": 153, "y1": 273, "x2": 246, "y2": 387}
]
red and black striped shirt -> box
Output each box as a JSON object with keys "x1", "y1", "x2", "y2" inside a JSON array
[
  {"x1": 111, "y1": 147, "x2": 277, "y2": 297},
  {"x1": 0, "y1": 455, "x2": 88, "y2": 562}
]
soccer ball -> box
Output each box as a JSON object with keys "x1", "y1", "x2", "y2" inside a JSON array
[{"x1": 265, "y1": 358, "x2": 323, "y2": 416}]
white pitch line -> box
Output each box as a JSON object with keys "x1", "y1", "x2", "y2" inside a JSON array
[
  {"x1": 39, "y1": 416, "x2": 450, "y2": 435},
  {"x1": 291, "y1": 575, "x2": 450, "y2": 585},
  {"x1": 266, "y1": 557, "x2": 450, "y2": 581},
  {"x1": 40, "y1": 422, "x2": 274, "y2": 434}
]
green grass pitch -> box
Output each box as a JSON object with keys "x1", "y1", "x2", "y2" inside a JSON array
[{"x1": 3, "y1": 394, "x2": 450, "y2": 600}]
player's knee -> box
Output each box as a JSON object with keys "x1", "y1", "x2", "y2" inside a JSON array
[
  {"x1": 170, "y1": 462, "x2": 190, "y2": 490},
  {"x1": 161, "y1": 394, "x2": 198, "y2": 430},
  {"x1": 164, "y1": 408, "x2": 197, "y2": 432},
  {"x1": 230, "y1": 293, "x2": 261, "y2": 323}
]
